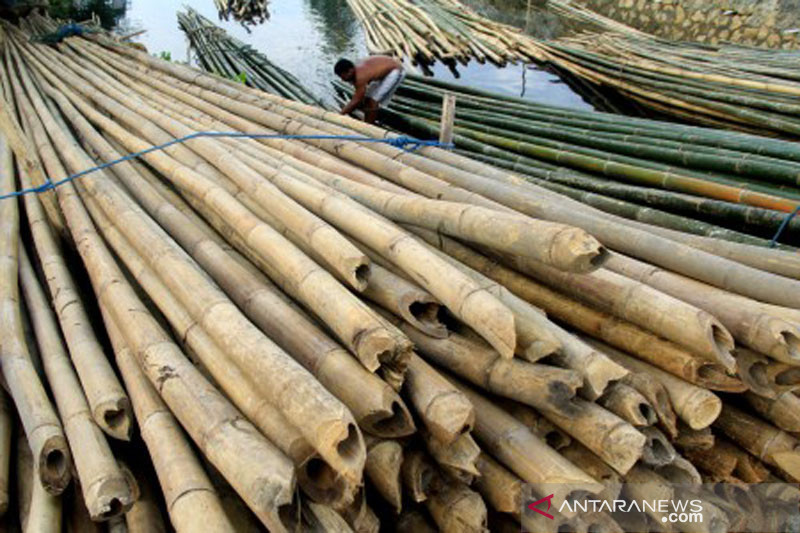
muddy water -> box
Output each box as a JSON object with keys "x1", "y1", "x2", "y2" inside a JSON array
[{"x1": 117, "y1": 0, "x2": 592, "y2": 109}]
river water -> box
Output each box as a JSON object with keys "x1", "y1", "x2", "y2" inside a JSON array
[{"x1": 114, "y1": 0, "x2": 593, "y2": 110}]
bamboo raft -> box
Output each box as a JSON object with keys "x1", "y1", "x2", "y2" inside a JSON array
[
  {"x1": 178, "y1": 7, "x2": 324, "y2": 107},
  {"x1": 343, "y1": 0, "x2": 541, "y2": 66},
  {"x1": 214, "y1": 0, "x2": 269, "y2": 29},
  {"x1": 529, "y1": 29, "x2": 800, "y2": 139},
  {"x1": 0, "y1": 14, "x2": 799, "y2": 532},
  {"x1": 341, "y1": 73, "x2": 800, "y2": 246}
]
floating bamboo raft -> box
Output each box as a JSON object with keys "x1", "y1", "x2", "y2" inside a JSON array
[
  {"x1": 341, "y1": 73, "x2": 800, "y2": 246},
  {"x1": 179, "y1": 7, "x2": 324, "y2": 107},
  {"x1": 1, "y1": 14, "x2": 800, "y2": 532},
  {"x1": 343, "y1": 0, "x2": 541, "y2": 66},
  {"x1": 530, "y1": 30, "x2": 800, "y2": 139},
  {"x1": 214, "y1": 0, "x2": 269, "y2": 29}
]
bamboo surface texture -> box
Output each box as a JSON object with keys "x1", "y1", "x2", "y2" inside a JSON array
[{"x1": 0, "y1": 13, "x2": 797, "y2": 531}]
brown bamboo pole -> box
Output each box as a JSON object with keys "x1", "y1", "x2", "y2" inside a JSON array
[
  {"x1": 673, "y1": 424, "x2": 715, "y2": 453},
  {"x1": 90, "y1": 123, "x2": 413, "y2": 438},
  {"x1": 423, "y1": 430, "x2": 480, "y2": 481},
  {"x1": 598, "y1": 382, "x2": 657, "y2": 428},
  {"x1": 559, "y1": 441, "x2": 623, "y2": 502},
  {"x1": 454, "y1": 380, "x2": 602, "y2": 503},
  {"x1": 6, "y1": 59, "x2": 132, "y2": 441},
  {"x1": 81, "y1": 191, "x2": 355, "y2": 507},
  {"x1": 713, "y1": 405, "x2": 800, "y2": 481},
  {"x1": 19, "y1": 247, "x2": 133, "y2": 521},
  {"x1": 474, "y1": 452, "x2": 529, "y2": 515},
  {"x1": 0, "y1": 393, "x2": 10, "y2": 517},
  {"x1": 425, "y1": 482, "x2": 488, "y2": 533},
  {"x1": 686, "y1": 438, "x2": 770, "y2": 483},
  {"x1": 605, "y1": 253, "x2": 800, "y2": 365},
  {"x1": 506, "y1": 256, "x2": 735, "y2": 368},
  {"x1": 17, "y1": 430, "x2": 62, "y2": 533},
  {"x1": 394, "y1": 316, "x2": 582, "y2": 414},
  {"x1": 735, "y1": 348, "x2": 800, "y2": 399},
  {"x1": 495, "y1": 399, "x2": 572, "y2": 450},
  {"x1": 16, "y1": 45, "x2": 366, "y2": 484},
  {"x1": 341, "y1": 489, "x2": 380, "y2": 533},
  {"x1": 586, "y1": 338, "x2": 722, "y2": 430},
  {"x1": 16, "y1": 39, "x2": 405, "y2": 383},
  {"x1": 745, "y1": 391, "x2": 800, "y2": 433},
  {"x1": 412, "y1": 226, "x2": 740, "y2": 391},
  {"x1": 0, "y1": 100, "x2": 70, "y2": 496},
  {"x1": 404, "y1": 353, "x2": 475, "y2": 445},
  {"x1": 401, "y1": 449, "x2": 438, "y2": 504},
  {"x1": 364, "y1": 436, "x2": 402, "y2": 513}
]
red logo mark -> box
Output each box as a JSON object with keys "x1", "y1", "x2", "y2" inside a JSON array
[{"x1": 528, "y1": 494, "x2": 555, "y2": 519}]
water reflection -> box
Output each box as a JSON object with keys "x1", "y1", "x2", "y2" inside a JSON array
[{"x1": 52, "y1": 0, "x2": 593, "y2": 110}]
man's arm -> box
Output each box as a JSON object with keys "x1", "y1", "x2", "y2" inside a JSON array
[{"x1": 341, "y1": 82, "x2": 367, "y2": 115}]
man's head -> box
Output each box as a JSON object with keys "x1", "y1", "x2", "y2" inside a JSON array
[{"x1": 334, "y1": 58, "x2": 356, "y2": 82}]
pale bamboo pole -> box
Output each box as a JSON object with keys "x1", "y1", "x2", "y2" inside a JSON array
[
  {"x1": 402, "y1": 449, "x2": 438, "y2": 503},
  {"x1": 290, "y1": 165, "x2": 607, "y2": 273},
  {"x1": 506, "y1": 255, "x2": 736, "y2": 368},
  {"x1": 92, "y1": 125, "x2": 413, "y2": 437},
  {"x1": 80, "y1": 188, "x2": 355, "y2": 506},
  {"x1": 0, "y1": 393, "x2": 10, "y2": 517},
  {"x1": 425, "y1": 482, "x2": 487, "y2": 533},
  {"x1": 404, "y1": 353, "x2": 474, "y2": 445},
  {"x1": 606, "y1": 253, "x2": 800, "y2": 365},
  {"x1": 408, "y1": 226, "x2": 629, "y2": 398},
  {"x1": 393, "y1": 315, "x2": 582, "y2": 414},
  {"x1": 364, "y1": 437, "x2": 403, "y2": 513},
  {"x1": 16, "y1": 38, "x2": 405, "y2": 381},
  {"x1": 106, "y1": 315, "x2": 265, "y2": 532},
  {"x1": 598, "y1": 382, "x2": 657, "y2": 427},
  {"x1": 5, "y1": 54, "x2": 132, "y2": 441},
  {"x1": 15, "y1": 43, "x2": 365, "y2": 484},
  {"x1": 19, "y1": 247, "x2": 133, "y2": 521},
  {"x1": 17, "y1": 430, "x2": 62, "y2": 533},
  {"x1": 714, "y1": 405, "x2": 800, "y2": 481},
  {"x1": 59, "y1": 38, "x2": 371, "y2": 295},
  {"x1": 59, "y1": 40, "x2": 521, "y2": 359},
  {"x1": 454, "y1": 380, "x2": 603, "y2": 504},
  {"x1": 0, "y1": 100, "x2": 70, "y2": 496},
  {"x1": 735, "y1": 348, "x2": 800, "y2": 399},
  {"x1": 495, "y1": 399, "x2": 572, "y2": 450},
  {"x1": 585, "y1": 337, "x2": 722, "y2": 430},
  {"x1": 745, "y1": 391, "x2": 800, "y2": 433},
  {"x1": 119, "y1": 463, "x2": 167, "y2": 533}
]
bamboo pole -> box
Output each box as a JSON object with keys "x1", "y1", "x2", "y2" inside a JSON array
[
  {"x1": 6, "y1": 56, "x2": 132, "y2": 441},
  {"x1": 474, "y1": 452, "x2": 529, "y2": 515},
  {"x1": 0, "y1": 393, "x2": 10, "y2": 517},
  {"x1": 686, "y1": 438, "x2": 771, "y2": 483},
  {"x1": 120, "y1": 464, "x2": 168, "y2": 533},
  {"x1": 425, "y1": 481, "x2": 487, "y2": 533},
  {"x1": 735, "y1": 348, "x2": 800, "y2": 399},
  {"x1": 745, "y1": 391, "x2": 800, "y2": 433},
  {"x1": 496, "y1": 399, "x2": 572, "y2": 451},
  {"x1": 0, "y1": 99, "x2": 70, "y2": 496},
  {"x1": 19, "y1": 247, "x2": 133, "y2": 521},
  {"x1": 364, "y1": 437, "x2": 402, "y2": 513},
  {"x1": 17, "y1": 430, "x2": 62, "y2": 533},
  {"x1": 401, "y1": 449, "x2": 438, "y2": 503},
  {"x1": 598, "y1": 382, "x2": 657, "y2": 428},
  {"x1": 423, "y1": 430, "x2": 480, "y2": 482}
]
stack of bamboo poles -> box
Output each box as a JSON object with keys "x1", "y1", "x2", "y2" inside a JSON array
[
  {"x1": 343, "y1": 0, "x2": 541, "y2": 66},
  {"x1": 338, "y1": 73, "x2": 800, "y2": 246},
  {"x1": 1, "y1": 15, "x2": 800, "y2": 531},
  {"x1": 527, "y1": 29, "x2": 800, "y2": 138},
  {"x1": 178, "y1": 7, "x2": 323, "y2": 107},
  {"x1": 214, "y1": 0, "x2": 269, "y2": 29}
]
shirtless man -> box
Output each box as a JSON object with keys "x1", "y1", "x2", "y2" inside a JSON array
[{"x1": 335, "y1": 55, "x2": 405, "y2": 124}]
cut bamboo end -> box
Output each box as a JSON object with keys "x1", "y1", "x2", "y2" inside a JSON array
[
  {"x1": 639, "y1": 427, "x2": 677, "y2": 467},
  {"x1": 402, "y1": 449, "x2": 437, "y2": 503},
  {"x1": 92, "y1": 396, "x2": 133, "y2": 441},
  {"x1": 297, "y1": 456, "x2": 356, "y2": 509},
  {"x1": 401, "y1": 296, "x2": 447, "y2": 339},
  {"x1": 84, "y1": 475, "x2": 134, "y2": 522},
  {"x1": 695, "y1": 362, "x2": 748, "y2": 392},
  {"x1": 364, "y1": 438, "x2": 403, "y2": 513},
  {"x1": 599, "y1": 382, "x2": 657, "y2": 427},
  {"x1": 348, "y1": 257, "x2": 371, "y2": 293},
  {"x1": 426, "y1": 482, "x2": 488, "y2": 533},
  {"x1": 36, "y1": 432, "x2": 71, "y2": 495},
  {"x1": 551, "y1": 226, "x2": 609, "y2": 273}
]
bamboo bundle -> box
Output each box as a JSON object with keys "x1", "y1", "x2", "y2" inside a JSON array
[
  {"x1": 214, "y1": 0, "x2": 268, "y2": 28},
  {"x1": 359, "y1": 74, "x2": 800, "y2": 245},
  {"x1": 178, "y1": 9, "x2": 320, "y2": 106},
  {"x1": 4, "y1": 17, "x2": 800, "y2": 530},
  {"x1": 342, "y1": 0, "x2": 540, "y2": 66}
]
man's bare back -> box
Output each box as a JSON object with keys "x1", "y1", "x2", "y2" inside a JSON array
[{"x1": 335, "y1": 56, "x2": 404, "y2": 123}]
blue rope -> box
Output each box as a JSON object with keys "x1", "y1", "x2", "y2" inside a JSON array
[
  {"x1": 0, "y1": 132, "x2": 452, "y2": 201},
  {"x1": 769, "y1": 205, "x2": 800, "y2": 248}
]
